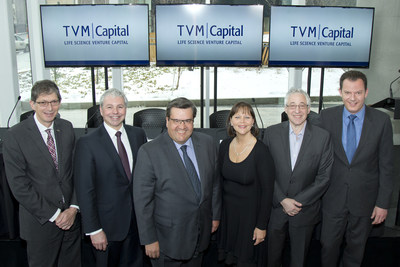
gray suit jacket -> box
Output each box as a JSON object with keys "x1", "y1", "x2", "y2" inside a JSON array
[
  {"x1": 320, "y1": 105, "x2": 393, "y2": 216},
  {"x1": 263, "y1": 121, "x2": 333, "y2": 227},
  {"x1": 133, "y1": 131, "x2": 221, "y2": 260},
  {"x1": 3, "y1": 116, "x2": 77, "y2": 240}
]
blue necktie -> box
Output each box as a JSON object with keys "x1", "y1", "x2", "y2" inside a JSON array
[
  {"x1": 181, "y1": 145, "x2": 201, "y2": 202},
  {"x1": 346, "y1": 115, "x2": 357, "y2": 163}
]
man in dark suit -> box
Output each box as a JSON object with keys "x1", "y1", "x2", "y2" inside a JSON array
[
  {"x1": 74, "y1": 88, "x2": 147, "y2": 267},
  {"x1": 319, "y1": 70, "x2": 393, "y2": 267},
  {"x1": 263, "y1": 89, "x2": 333, "y2": 267},
  {"x1": 133, "y1": 97, "x2": 221, "y2": 267},
  {"x1": 3, "y1": 80, "x2": 81, "y2": 267}
]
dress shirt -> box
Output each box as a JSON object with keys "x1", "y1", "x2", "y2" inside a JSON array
[
  {"x1": 341, "y1": 105, "x2": 365, "y2": 150},
  {"x1": 173, "y1": 137, "x2": 201, "y2": 181},
  {"x1": 33, "y1": 114, "x2": 79, "y2": 222},
  {"x1": 289, "y1": 121, "x2": 306, "y2": 171},
  {"x1": 103, "y1": 123, "x2": 133, "y2": 171}
]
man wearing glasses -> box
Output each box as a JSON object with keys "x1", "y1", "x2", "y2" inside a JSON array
[
  {"x1": 3, "y1": 80, "x2": 81, "y2": 267},
  {"x1": 263, "y1": 89, "x2": 333, "y2": 267},
  {"x1": 133, "y1": 97, "x2": 221, "y2": 267}
]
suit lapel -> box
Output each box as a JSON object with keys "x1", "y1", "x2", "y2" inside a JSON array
[
  {"x1": 192, "y1": 133, "x2": 206, "y2": 201},
  {"x1": 26, "y1": 117, "x2": 58, "y2": 172},
  {"x1": 293, "y1": 123, "x2": 312, "y2": 171},
  {"x1": 280, "y1": 122, "x2": 292, "y2": 171},
  {"x1": 164, "y1": 133, "x2": 201, "y2": 202},
  {"x1": 126, "y1": 127, "x2": 137, "y2": 175},
  {"x1": 99, "y1": 125, "x2": 129, "y2": 182},
  {"x1": 352, "y1": 106, "x2": 371, "y2": 164},
  {"x1": 54, "y1": 119, "x2": 63, "y2": 174},
  {"x1": 332, "y1": 106, "x2": 349, "y2": 164}
]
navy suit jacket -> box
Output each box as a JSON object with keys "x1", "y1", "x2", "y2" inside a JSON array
[{"x1": 74, "y1": 124, "x2": 147, "y2": 241}]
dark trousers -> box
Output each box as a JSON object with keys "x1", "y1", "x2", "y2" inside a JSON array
[
  {"x1": 267, "y1": 222, "x2": 315, "y2": 267},
  {"x1": 26, "y1": 221, "x2": 81, "y2": 267},
  {"x1": 94, "y1": 216, "x2": 146, "y2": 267},
  {"x1": 320, "y1": 210, "x2": 372, "y2": 267}
]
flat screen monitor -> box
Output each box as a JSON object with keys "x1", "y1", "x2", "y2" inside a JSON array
[
  {"x1": 156, "y1": 4, "x2": 264, "y2": 67},
  {"x1": 40, "y1": 5, "x2": 150, "y2": 67},
  {"x1": 268, "y1": 6, "x2": 374, "y2": 68}
]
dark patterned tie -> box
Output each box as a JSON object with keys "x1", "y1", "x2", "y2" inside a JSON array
[
  {"x1": 181, "y1": 145, "x2": 201, "y2": 202},
  {"x1": 45, "y1": 129, "x2": 58, "y2": 170},
  {"x1": 346, "y1": 115, "x2": 357, "y2": 163},
  {"x1": 115, "y1": 131, "x2": 131, "y2": 181}
]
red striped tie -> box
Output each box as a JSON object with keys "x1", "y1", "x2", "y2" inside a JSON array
[{"x1": 45, "y1": 129, "x2": 58, "y2": 170}]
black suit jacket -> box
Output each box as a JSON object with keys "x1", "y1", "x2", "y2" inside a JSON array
[
  {"x1": 74, "y1": 124, "x2": 147, "y2": 241},
  {"x1": 263, "y1": 121, "x2": 333, "y2": 227},
  {"x1": 133, "y1": 131, "x2": 221, "y2": 260},
  {"x1": 320, "y1": 105, "x2": 393, "y2": 216},
  {"x1": 3, "y1": 116, "x2": 77, "y2": 240}
]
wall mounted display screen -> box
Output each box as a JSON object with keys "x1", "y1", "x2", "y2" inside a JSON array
[
  {"x1": 156, "y1": 4, "x2": 264, "y2": 67},
  {"x1": 268, "y1": 6, "x2": 374, "y2": 68},
  {"x1": 40, "y1": 5, "x2": 149, "y2": 67}
]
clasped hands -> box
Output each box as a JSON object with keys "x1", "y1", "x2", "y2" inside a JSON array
[
  {"x1": 55, "y1": 207, "x2": 78, "y2": 230},
  {"x1": 281, "y1": 198, "x2": 302, "y2": 217}
]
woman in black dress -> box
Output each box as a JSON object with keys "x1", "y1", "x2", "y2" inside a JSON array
[{"x1": 218, "y1": 102, "x2": 275, "y2": 267}]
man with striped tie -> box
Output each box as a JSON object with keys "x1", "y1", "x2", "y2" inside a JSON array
[{"x1": 3, "y1": 80, "x2": 81, "y2": 267}]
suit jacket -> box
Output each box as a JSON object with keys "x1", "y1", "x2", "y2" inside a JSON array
[
  {"x1": 74, "y1": 124, "x2": 147, "y2": 241},
  {"x1": 263, "y1": 121, "x2": 333, "y2": 227},
  {"x1": 133, "y1": 131, "x2": 221, "y2": 260},
  {"x1": 320, "y1": 105, "x2": 393, "y2": 216},
  {"x1": 3, "y1": 116, "x2": 77, "y2": 240}
]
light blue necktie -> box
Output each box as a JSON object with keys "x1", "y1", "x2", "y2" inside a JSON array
[
  {"x1": 346, "y1": 115, "x2": 357, "y2": 163},
  {"x1": 181, "y1": 145, "x2": 201, "y2": 202}
]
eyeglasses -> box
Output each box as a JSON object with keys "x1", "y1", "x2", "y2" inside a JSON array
[
  {"x1": 169, "y1": 118, "x2": 194, "y2": 125},
  {"x1": 286, "y1": 104, "x2": 308, "y2": 110},
  {"x1": 35, "y1": 100, "x2": 60, "y2": 107}
]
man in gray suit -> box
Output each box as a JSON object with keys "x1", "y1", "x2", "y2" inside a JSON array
[
  {"x1": 319, "y1": 70, "x2": 393, "y2": 267},
  {"x1": 3, "y1": 80, "x2": 81, "y2": 267},
  {"x1": 133, "y1": 97, "x2": 221, "y2": 267},
  {"x1": 263, "y1": 89, "x2": 333, "y2": 267}
]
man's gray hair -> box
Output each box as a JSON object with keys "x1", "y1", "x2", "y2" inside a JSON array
[
  {"x1": 284, "y1": 88, "x2": 311, "y2": 106},
  {"x1": 99, "y1": 88, "x2": 128, "y2": 107}
]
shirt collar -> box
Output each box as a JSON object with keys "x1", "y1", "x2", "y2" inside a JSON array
[
  {"x1": 33, "y1": 113, "x2": 54, "y2": 132},
  {"x1": 103, "y1": 122, "x2": 126, "y2": 138},
  {"x1": 289, "y1": 121, "x2": 307, "y2": 136},
  {"x1": 343, "y1": 105, "x2": 366, "y2": 121},
  {"x1": 173, "y1": 137, "x2": 194, "y2": 151}
]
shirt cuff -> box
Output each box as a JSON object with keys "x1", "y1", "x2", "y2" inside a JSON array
[
  {"x1": 70, "y1": 205, "x2": 79, "y2": 211},
  {"x1": 86, "y1": 229, "x2": 103, "y2": 236},
  {"x1": 49, "y1": 208, "x2": 61, "y2": 222}
]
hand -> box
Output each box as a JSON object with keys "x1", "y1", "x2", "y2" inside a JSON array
[
  {"x1": 55, "y1": 207, "x2": 78, "y2": 230},
  {"x1": 145, "y1": 241, "x2": 160, "y2": 259},
  {"x1": 371, "y1": 206, "x2": 388, "y2": 225},
  {"x1": 253, "y1": 227, "x2": 266, "y2": 246},
  {"x1": 211, "y1": 220, "x2": 220, "y2": 233},
  {"x1": 90, "y1": 231, "x2": 108, "y2": 251},
  {"x1": 281, "y1": 198, "x2": 302, "y2": 216}
]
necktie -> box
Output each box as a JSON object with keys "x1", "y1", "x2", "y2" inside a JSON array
[
  {"x1": 346, "y1": 115, "x2": 357, "y2": 163},
  {"x1": 116, "y1": 131, "x2": 131, "y2": 181},
  {"x1": 181, "y1": 145, "x2": 201, "y2": 202},
  {"x1": 45, "y1": 129, "x2": 58, "y2": 170}
]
